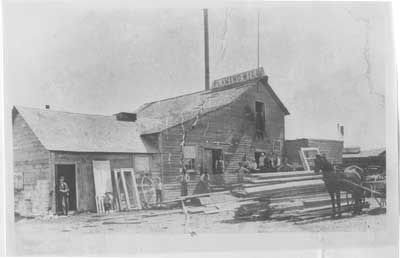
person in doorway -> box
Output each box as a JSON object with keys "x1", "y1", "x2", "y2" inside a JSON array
[
  {"x1": 215, "y1": 155, "x2": 224, "y2": 174},
  {"x1": 58, "y1": 176, "x2": 70, "y2": 216},
  {"x1": 155, "y1": 177, "x2": 163, "y2": 207},
  {"x1": 259, "y1": 152, "x2": 266, "y2": 168},
  {"x1": 178, "y1": 167, "x2": 189, "y2": 197}
]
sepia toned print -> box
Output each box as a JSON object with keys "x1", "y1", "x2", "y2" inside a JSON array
[{"x1": 3, "y1": 1, "x2": 397, "y2": 256}]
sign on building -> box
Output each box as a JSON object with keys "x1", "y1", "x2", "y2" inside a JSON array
[
  {"x1": 183, "y1": 146, "x2": 196, "y2": 159},
  {"x1": 212, "y1": 67, "x2": 265, "y2": 89}
]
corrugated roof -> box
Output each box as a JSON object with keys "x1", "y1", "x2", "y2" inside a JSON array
[
  {"x1": 135, "y1": 77, "x2": 289, "y2": 134},
  {"x1": 14, "y1": 106, "x2": 158, "y2": 153},
  {"x1": 343, "y1": 148, "x2": 385, "y2": 158}
]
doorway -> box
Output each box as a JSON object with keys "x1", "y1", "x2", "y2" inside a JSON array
[
  {"x1": 204, "y1": 149, "x2": 223, "y2": 174},
  {"x1": 55, "y1": 164, "x2": 77, "y2": 212}
]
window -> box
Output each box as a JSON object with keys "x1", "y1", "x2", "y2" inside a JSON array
[
  {"x1": 299, "y1": 147, "x2": 321, "y2": 171},
  {"x1": 273, "y1": 140, "x2": 282, "y2": 153},
  {"x1": 255, "y1": 101, "x2": 265, "y2": 140},
  {"x1": 134, "y1": 156, "x2": 150, "y2": 174},
  {"x1": 183, "y1": 146, "x2": 196, "y2": 172}
]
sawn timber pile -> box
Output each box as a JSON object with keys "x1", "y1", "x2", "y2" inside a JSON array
[
  {"x1": 231, "y1": 170, "x2": 351, "y2": 221},
  {"x1": 233, "y1": 170, "x2": 325, "y2": 198}
]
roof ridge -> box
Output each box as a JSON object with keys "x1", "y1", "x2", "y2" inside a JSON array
[
  {"x1": 15, "y1": 105, "x2": 113, "y2": 118},
  {"x1": 136, "y1": 79, "x2": 260, "y2": 112},
  {"x1": 136, "y1": 89, "x2": 209, "y2": 111}
]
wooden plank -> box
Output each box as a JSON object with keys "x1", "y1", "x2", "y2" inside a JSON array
[
  {"x1": 245, "y1": 175, "x2": 322, "y2": 185},
  {"x1": 119, "y1": 170, "x2": 132, "y2": 209},
  {"x1": 113, "y1": 170, "x2": 122, "y2": 211},
  {"x1": 244, "y1": 179, "x2": 324, "y2": 194},
  {"x1": 92, "y1": 160, "x2": 113, "y2": 214},
  {"x1": 249, "y1": 170, "x2": 312, "y2": 179},
  {"x1": 128, "y1": 169, "x2": 142, "y2": 209}
]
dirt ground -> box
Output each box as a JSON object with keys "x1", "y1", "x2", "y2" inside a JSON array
[{"x1": 9, "y1": 202, "x2": 387, "y2": 256}]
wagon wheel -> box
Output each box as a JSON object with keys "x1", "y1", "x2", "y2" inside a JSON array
[{"x1": 141, "y1": 176, "x2": 156, "y2": 208}]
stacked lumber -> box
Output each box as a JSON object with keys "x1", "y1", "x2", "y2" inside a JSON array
[
  {"x1": 233, "y1": 170, "x2": 325, "y2": 198},
  {"x1": 232, "y1": 170, "x2": 371, "y2": 222}
]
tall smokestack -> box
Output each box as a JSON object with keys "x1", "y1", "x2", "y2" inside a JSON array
[{"x1": 203, "y1": 9, "x2": 210, "y2": 90}]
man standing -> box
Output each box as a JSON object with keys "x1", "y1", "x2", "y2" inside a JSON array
[
  {"x1": 237, "y1": 162, "x2": 249, "y2": 184},
  {"x1": 58, "y1": 176, "x2": 70, "y2": 216}
]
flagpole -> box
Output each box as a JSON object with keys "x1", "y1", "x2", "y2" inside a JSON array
[{"x1": 257, "y1": 11, "x2": 260, "y2": 70}]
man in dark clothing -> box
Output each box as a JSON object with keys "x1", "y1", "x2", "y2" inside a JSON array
[{"x1": 58, "y1": 176, "x2": 70, "y2": 216}]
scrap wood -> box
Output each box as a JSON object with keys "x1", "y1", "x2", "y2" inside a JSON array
[
  {"x1": 234, "y1": 201, "x2": 273, "y2": 220},
  {"x1": 142, "y1": 210, "x2": 183, "y2": 217},
  {"x1": 302, "y1": 197, "x2": 349, "y2": 208},
  {"x1": 160, "y1": 190, "x2": 231, "y2": 204}
]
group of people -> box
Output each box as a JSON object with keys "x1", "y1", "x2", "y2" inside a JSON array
[
  {"x1": 241, "y1": 152, "x2": 281, "y2": 173},
  {"x1": 257, "y1": 152, "x2": 281, "y2": 172}
]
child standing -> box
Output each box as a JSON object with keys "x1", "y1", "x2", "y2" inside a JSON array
[
  {"x1": 103, "y1": 192, "x2": 113, "y2": 214},
  {"x1": 155, "y1": 178, "x2": 163, "y2": 207}
]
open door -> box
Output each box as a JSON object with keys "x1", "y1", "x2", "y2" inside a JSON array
[
  {"x1": 204, "y1": 148, "x2": 224, "y2": 185},
  {"x1": 55, "y1": 164, "x2": 77, "y2": 213}
]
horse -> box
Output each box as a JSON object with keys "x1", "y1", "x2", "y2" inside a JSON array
[{"x1": 314, "y1": 155, "x2": 365, "y2": 219}]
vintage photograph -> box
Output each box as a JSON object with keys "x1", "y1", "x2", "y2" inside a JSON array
[{"x1": 2, "y1": 1, "x2": 398, "y2": 256}]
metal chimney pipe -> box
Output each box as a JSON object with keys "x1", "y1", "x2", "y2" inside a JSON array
[{"x1": 203, "y1": 9, "x2": 210, "y2": 90}]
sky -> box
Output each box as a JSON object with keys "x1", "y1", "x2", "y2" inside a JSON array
[{"x1": 3, "y1": 1, "x2": 394, "y2": 149}]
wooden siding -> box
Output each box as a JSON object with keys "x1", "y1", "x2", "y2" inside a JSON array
[
  {"x1": 159, "y1": 84, "x2": 286, "y2": 200},
  {"x1": 52, "y1": 152, "x2": 161, "y2": 212},
  {"x1": 307, "y1": 139, "x2": 343, "y2": 164},
  {"x1": 13, "y1": 113, "x2": 51, "y2": 216}
]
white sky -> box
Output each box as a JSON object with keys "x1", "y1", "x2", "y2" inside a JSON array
[{"x1": 3, "y1": 1, "x2": 393, "y2": 149}]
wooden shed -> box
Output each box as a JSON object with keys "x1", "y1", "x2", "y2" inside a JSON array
[
  {"x1": 342, "y1": 148, "x2": 386, "y2": 169},
  {"x1": 284, "y1": 138, "x2": 344, "y2": 169},
  {"x1": 12, "y1": 106, "x2": 159, "y2": 216}
]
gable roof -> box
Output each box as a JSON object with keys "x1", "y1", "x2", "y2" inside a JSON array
[
  {"x1": 135, "y1": 77, "x2": 289, "y2": 134},
  {"x1": 13, "y1": 106, "x2": 158, "y2": 153}
]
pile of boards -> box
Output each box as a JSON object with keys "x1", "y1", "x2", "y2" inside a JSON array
[{"x1": 231, "y1": 170, "x2": 367, "y2": 222}]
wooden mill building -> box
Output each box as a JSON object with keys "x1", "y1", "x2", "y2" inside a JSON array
[{"x1": 13, "y1": 68, "x2": 290, "y2": 216}]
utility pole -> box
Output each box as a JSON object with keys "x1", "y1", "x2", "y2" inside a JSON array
[{"x1": 203, "y1": 9, "x2": 210, "y2": 90}]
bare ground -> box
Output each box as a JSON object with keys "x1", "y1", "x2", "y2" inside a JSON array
[{"x1": 8, "y1": 204, "x2": 387, "y2": 256}]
